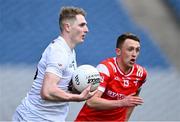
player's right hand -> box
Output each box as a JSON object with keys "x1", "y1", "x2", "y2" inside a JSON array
[{"x1": 78, "y1": 84, "x2": 96, "y2": 101}]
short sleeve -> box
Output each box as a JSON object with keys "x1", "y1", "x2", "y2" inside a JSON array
[
  {"x1": 96, "y1": 64, "x2": 111, "y2": 92},
  {"x1": 45, "y1": 45, "x2": 67, "y2": 78},
  {"x1": 138, "y1": 67, "x2": 148, "y2": 89},
  {"x1": 142, "y1": 68, "x2": 148, "y2": 83}
]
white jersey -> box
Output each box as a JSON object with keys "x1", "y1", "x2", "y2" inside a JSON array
[{"x1": 14, "y1": 36, "x2": 77, "y2": 121}]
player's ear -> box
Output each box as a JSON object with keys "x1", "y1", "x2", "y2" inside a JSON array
[
  {"x1": 115, "y1": 48, "x2": 121, "y2": 56},
  {"x1": 63, "y1": 22, "x2": 71, "y2": 32}
]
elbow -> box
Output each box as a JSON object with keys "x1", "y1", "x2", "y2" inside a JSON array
[
  {"x1": 40, "y1": 93, "x2": 48, "y2": 100},
  {"x1": 40, "y1": 88, "x2": 51, "y2": 100}
]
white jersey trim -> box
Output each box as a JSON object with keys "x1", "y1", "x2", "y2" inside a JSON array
[
  {"x1": 98, "y1": 86, "x2": 105, "y2": 92},
  {"x1": 114, "y1": 57, "x2": 134, "y2": 76},
  {"x1": 96, "y1": 64, "x2": 110, "y2": 77}
]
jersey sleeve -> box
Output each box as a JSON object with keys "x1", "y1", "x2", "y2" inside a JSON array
[
  {"x1": 45, "y1": 45, "x2": 67, "y2": 78},
  {"x1": 137, "y1": 66, "x2": 148, "y2": 89},
  {"x1": 142, "y1": 67, "x2": 148, "y2": 83},
  {"x1": 96, "y1": 64, "x2": 111, "y2": 93}
]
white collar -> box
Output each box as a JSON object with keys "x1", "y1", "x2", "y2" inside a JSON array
[{"x1": 114, "y1": 57, "x2": 134, "y2": 76}]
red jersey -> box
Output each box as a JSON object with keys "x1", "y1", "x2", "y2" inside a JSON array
[{"x1": 75, "y1": 57, "x2": 147, "y2": 122}]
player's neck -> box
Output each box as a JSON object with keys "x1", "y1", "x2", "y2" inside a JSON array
[
  {"x1": 61, "y1": 34, "x2": 76, "y2": 51},
  {"x1": 116, "y1": 58, "x2": 132, "y2": 75}
]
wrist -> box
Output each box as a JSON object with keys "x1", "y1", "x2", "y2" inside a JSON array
[
  {"x1": 68, "y1": 93, "x2": 83, "y2": 102},
  {"x1": 117, "y1": 99, "x2": 125, "y2": 107}
]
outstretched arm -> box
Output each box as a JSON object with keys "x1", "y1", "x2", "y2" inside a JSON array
[{"x1": 86, "y1": 90, "x2": 143, "y2": 110}]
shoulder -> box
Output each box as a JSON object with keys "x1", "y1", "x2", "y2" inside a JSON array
[
  {"x1": 47, "y1": 37, "x2": 68, "y2": 56},
  {"x1": 96, "y1": 57, "x2": 116, "y2": 77},
  {"x1": 47, "y1": 44, "x2": 68, "y2": 60},
  {"x1": 134, "y1": 64, "x2": 148, "y2": 81},
  {"x1": 96, "y1": 64, "x2": 110, "y2": 77},
  {"x1": 44, "y1": 38, "x2": 69, "y2": 67},
  {"x1": 49, "y1": 38, "x2": 66, "y2": 52}
]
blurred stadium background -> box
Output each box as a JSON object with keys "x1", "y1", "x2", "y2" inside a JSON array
[{"x1": 0, "y1": 0, "x2": 180, "y2": 121}]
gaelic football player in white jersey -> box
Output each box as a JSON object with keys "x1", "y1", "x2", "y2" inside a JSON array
[{"x1": 13, "y1": 6, "x2": 94, "y2": 122}]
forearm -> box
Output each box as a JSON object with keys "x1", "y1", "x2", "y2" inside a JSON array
[
  {"x1": 87, "y1": 98, "x2": 125, "y2": 110},
  {"x1": 41, "y1": 85, "x2": 81, "y2": 102},
  {"x1": 87, "y1": 90, "x2": 143, "y2": 111},
  {"x1": 41, "y1": 72, "x2": 84, "y2": 102}
]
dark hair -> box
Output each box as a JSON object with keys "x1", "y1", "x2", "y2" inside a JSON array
[
  {"x1": 59, "y1": 6, "x2": 86, "y2": 31},
  {"x1": 116, "y1": 32, "x2": 140, "y2": 48}
]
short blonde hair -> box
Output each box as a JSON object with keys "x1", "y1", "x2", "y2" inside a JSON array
[{"x1": 59, "y1": 6, "x2": 86, "y2": 31}]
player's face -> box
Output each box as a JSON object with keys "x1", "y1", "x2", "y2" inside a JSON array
[
  {"x1": 118, "y1": 39, "x2": 140, "y2": 68},
  {"x1": 70, "y1": 14, "x2": 89, "y2": 44}
]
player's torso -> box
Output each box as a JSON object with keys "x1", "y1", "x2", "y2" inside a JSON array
[
  {"x1": 102, "y1": 58, "x2": 144, "y2": 100},
  {"x1": 103, "y1": 69, "x2": 140, "y2": 100},
  {"x1": 36, "y1": 36, "x2": 77, "y2": 90},
  {"x1": 27, "y1": 36, "x2": 77, "y2": 110}
]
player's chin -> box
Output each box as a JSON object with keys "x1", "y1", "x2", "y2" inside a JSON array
[
  {"x1": 81, "y1": 39, "x2": 85, "y2": 43},
  {"x1": 78, "y1": 39, "x2": 84, "y2": 44},
  {"x1": 128, "y1": 62, "x2": 134, "y2": 67}
]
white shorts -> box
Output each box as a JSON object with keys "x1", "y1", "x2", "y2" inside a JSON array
[
  {"x1": 12, "y1": 105, "x2": 50, "y2": 122},
  {"x1": 12, "y1": 103, "x2": 68, "y2": 122}
]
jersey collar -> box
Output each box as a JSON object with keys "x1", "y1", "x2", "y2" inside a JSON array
[{"x1": 114, "y1": 57, "x2": 134, "y2": 76}]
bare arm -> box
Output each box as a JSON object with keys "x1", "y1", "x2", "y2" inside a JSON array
[
  {"x1": 86, "y1": 90, "x2": 143, "y2": 110},
  {"x1": 40, "y1": 72, "x2": 93, "y2": 102},
  {"x1": 125, "y1": 89, "x2": 142, "y2": 121}
]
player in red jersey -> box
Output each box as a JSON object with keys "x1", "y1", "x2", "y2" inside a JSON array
[{"x1": 75, "y1": 33, "x2": 147, "y2": 122}]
